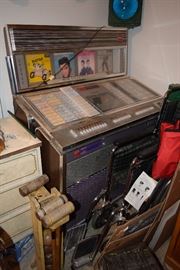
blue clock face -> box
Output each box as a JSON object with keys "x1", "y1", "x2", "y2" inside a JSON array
[{"x1": 113, "y1": 0, "x2": 138, "y2": 20}]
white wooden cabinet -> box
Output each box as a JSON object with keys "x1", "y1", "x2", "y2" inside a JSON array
[{"x1": 0, "y1": 116, "x2": 42, "y2": 246}]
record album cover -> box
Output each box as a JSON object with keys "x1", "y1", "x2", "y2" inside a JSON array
[
  {"x1": 25, "y1": 53, "x2": 52, "y2": 84},
  {"x1": 77, "y1": 50, "x2": 96, "y2": 76},
  {"x1": 53, "y1": 52, "x2": 76, "y2": 79},
  {"x1": 96, "y1": 49, "x2": 113, "y2": 74}
]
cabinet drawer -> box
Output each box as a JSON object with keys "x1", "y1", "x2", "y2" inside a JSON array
[
  {"x1": 0, "y1": 147, "x2": 42, "y2": 193},
  {"x1": 0, "y1": 186, "x2": 29, "y2": 215},
  {"x1": 0, "y1": 205, "x2": 32, "y2": 245}
]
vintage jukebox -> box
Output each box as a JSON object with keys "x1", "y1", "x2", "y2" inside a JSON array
[{"x1": 4, "y1": 25, "x2": 162, "y2": 245}]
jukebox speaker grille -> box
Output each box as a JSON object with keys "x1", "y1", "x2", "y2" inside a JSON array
[{"x1": 66, "y1": 133, "x2": 157, "y2": 229}]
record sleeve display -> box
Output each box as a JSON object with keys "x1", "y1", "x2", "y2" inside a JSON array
[
  {"x1": 25, "y1": 53, "x2": 52, "y2": 84},
  {"x1": 77, "y1": 50, "x2": 96, "y2": 76},
  {"x1": 53, "y1": 52, "x2": 76, "y2": 79},
  {"x1": 97, "y1": 49, "x2": 113, "y2": 74},
  {"x1": 4, "y1": 25, "x2": 128, "y2": 93}
]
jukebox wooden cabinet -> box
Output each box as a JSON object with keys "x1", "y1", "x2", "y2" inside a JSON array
[{"x1": 0, "y1": 116, "x2": 42, "y2": 246}]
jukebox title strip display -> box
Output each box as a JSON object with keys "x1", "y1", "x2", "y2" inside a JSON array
[
  {"x1": 25, "y1": 86, "x2": 100, "y2": 128},
  {"x1": 25, "y1": 78, "x2": 159, "y2": 129}
]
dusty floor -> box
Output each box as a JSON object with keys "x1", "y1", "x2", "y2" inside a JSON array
[{"x1": 1, "y1": 235, "x2": 170, "y2": 270}]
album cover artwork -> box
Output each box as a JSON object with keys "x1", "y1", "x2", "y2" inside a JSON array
[
  {"x1": 96, "y1": 49, "x2": 113, "y2": 74},
  {"x1": 77, "y1": 50, "x2": 96, "y2": 76},
  {"x1": 25, "y1": 53, "x2": 52, "y2": 84},
  {"x1": 53, "y1": 52, "x2": 76, "y2": 79},
  {"x1": 15, "y1": 54, "x2": 29, "y2": 89}
]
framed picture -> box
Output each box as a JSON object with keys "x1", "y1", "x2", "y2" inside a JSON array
[
  {"x1": 53, "y1": 52, "x2": 76, "y2": 79},
  {"x1": 77, "y1": 50, "x2": 96, "y2": 76},
  {"x1": 96, "y1": 49, "x2": 113, "y2": 74},
  {"x1": 25, "y1": 53, "x2": 52, "y2": 84}
]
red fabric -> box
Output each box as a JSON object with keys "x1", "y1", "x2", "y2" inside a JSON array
[{"x1": 152, "y1": 121, "x2": 180, "y2": 180}]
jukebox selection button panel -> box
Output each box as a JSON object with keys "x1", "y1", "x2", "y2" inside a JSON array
[
  {"x1": 70, "y1": 121, "x2": 108, "y2": 138},
  {"x1": 112, "y1": 114, "x2": 132, "y2": 124},
  {"x1": 51, "y1": 97, "x2": 162, "y2": 149},
  {"x1": 135, "y1": 106, "x2": 155, "y2": 116}
]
